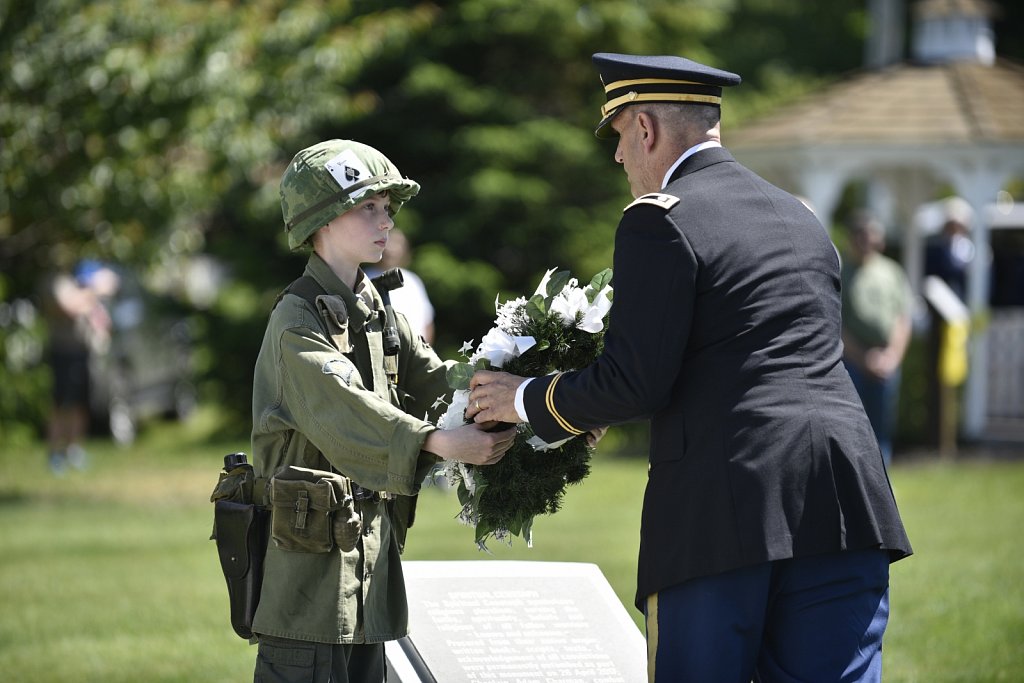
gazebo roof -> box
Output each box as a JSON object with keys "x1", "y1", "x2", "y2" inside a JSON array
[
  {"x1": 915, "y1": 0, "x2": 1000, "y2": 19},
  {"x1": 729, "y1": 58, "x2": 1024, "y2": 149}
]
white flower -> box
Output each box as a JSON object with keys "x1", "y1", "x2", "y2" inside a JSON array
[
  {"x1": 495, "y1": 296, "x2": 527, "y2": 330},
  {"x1": 443, "y1": 459, "x2": 478, "y2": 500},
  {"x1": 549, "y1": 283, "x2": 589, "y2": 326},
  {"x1": 578, "y1": 285, "x2": 613, "y2": 333},
  {"x1": 470, "y1": 327, "x2": 536, "y2": 368},
  {"x1": 546, "y1": 281, "x2": 612, "y2": 333},
  {"x1": 458, "y1": 339, "x2": 475, "y2": 356},
  {"x1": 526, "y1": 434, "x2": 573, "y2": 451},
  {"x1": 437, "y1": 389, "x2": 470, "y2": 430},
  {"x1": 458, "y1": 462, "x2": 477, "y2": 495}
]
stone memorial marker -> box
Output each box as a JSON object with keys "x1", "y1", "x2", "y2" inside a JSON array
[{"x1": 386, "y1": 561, "x2": 647, "y2": 682}]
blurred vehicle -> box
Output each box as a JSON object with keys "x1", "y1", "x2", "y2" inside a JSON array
[{"x1": 89, "y1": 268, "x2": 196, "y2": 444}]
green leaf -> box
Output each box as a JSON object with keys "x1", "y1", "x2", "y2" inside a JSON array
[
  {"x1": 469, "y1": 477, "x2": 488, "y2": 505},
  {"x1": 456, "y1": 481, "x2": 472, "y2": 507},
  {"x1": 475, "y1": 519, "x2": 496, "y2": 543},
  {"x1": 446, "y1": 362, "x2": 474, "y2": 390},
  {"x1": 586, "y1": 269, "x2": 613, "y2": 302},
  {"x1": 526, "y1": 294, "x2": 547, "y2": 322},
  {"x1": 546, "y1": 270, "x2": 572, "y2": 297},
  {"x1": 508, "y1": 517, "x2": 523, "y2": 536},
  {"x1": 521, "y1": 516, "x2": 534, "y2": 544}
]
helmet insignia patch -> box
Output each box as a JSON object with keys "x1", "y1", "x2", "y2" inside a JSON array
[{"x1": 325, "y1": 149, "x2": 373, "y2": 196}]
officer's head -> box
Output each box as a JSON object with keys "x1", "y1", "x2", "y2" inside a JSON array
[
  {"x1": 279, "y1": 140, "x2": 420, "y2": 251},
  {"x1": 591, "y1": 53, "x2": 741, "y2": 139}
]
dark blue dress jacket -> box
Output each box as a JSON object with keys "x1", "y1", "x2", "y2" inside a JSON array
[{"x1": 523, "y1": 147, "x2": 913, "y2": 608}]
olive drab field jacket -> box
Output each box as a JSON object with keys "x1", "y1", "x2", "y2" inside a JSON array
[{"x1": 250, "y1": 253, "x2": 450, "y2": 644}]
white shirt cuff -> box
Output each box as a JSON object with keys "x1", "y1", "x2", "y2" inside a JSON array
[{"x1": 514, "y1": 378, "x2": 532, "y2": 422}]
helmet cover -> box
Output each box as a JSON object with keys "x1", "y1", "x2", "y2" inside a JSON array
[{"x1": 280, "y1": 139, "x2": 420, "y2": 250}]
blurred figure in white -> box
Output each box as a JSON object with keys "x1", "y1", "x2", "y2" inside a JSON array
[{"x1": 365, "y1": 229, "x2": 435, "y2": 344}]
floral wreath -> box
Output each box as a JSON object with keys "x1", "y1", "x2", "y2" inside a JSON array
[{"x1": 435, "y1": 267, "x2": 613, "y2": 549}]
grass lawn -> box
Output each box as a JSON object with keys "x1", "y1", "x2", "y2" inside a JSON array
[{"x1": 1, "y1": 408, "x2": 1021, "y2": 682}]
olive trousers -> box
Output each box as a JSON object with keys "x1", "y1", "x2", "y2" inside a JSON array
[{"x1": 254, "y1": 635, "x2": 385, "y2": 683}]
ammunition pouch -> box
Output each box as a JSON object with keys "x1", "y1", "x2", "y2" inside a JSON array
[{"x1": 268, "y1": 466, "x2": 362, "y2": 553}]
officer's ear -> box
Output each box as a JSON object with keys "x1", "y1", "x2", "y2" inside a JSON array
[{"x1": 636, "y1": 111, "x2": 657, "y2": 152}]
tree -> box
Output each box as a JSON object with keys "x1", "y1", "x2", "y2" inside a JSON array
[{"x1": 1, "y1": 0, "x2": 875, "y2": 435}]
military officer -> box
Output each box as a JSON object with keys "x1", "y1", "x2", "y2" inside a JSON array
[
  {"x1": 251, "y1": 139, "x2": 515, "y2": 683},
  {"x1": 469, "y1": 54, "x2": 912, "y2": 682}
]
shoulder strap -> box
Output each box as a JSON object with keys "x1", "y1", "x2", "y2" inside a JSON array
[
  {"x1": 274, "y1": 276, "x2": 344, "y2": 353},
  {"x1": 272, "y1": 276, "x2": 337, "y2": 350},
  {"x1": 623, "y1": 192, "x2": 680, "y2": 213},
  {"x1": 275, "y1": 274, "x2": 401, "y2": 382},
  {"x1": 275, "y1": 275, "x2": 325, "y2": 309}
]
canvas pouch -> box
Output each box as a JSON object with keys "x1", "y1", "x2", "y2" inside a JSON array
[{"x1": 269, "y1": 466, "x2": 361, "y2": 553}]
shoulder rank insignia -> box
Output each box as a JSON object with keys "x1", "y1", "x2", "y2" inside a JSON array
[{"x1": 623, "y1": 192, "x2": 680, "y2": 213}]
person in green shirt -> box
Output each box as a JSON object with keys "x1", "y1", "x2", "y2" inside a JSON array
[
  {"x1": 250, "y1": 139, "x2": 515, "y2": 683},
  {"x1": 840, "y1": 209, "x2": 913, "y2": 466}
]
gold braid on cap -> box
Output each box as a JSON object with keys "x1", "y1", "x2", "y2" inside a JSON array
[{"x1": 600, "y1": 77, "x2": 722, "y2": 118}]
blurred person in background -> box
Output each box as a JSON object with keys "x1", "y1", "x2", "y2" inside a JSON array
[
  {"x1": 40, "y1": 259, "x2": 120, "y2": 474},
  {"x1": 364, "y1": 228, "x2": 435, "y2": 344},
  {"x1": 840, "y1": 210, "x2": 912, "y2": 466},
  {"x1": 924, "y1": 197, "x2": 976, "y2": 302}
]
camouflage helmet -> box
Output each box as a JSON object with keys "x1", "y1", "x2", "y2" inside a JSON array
[{"x1": 280, "y1": 139, "x2": 421, "y2": 251}]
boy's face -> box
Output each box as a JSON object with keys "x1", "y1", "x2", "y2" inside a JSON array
[{"x1": 319, "y1": 193, "x2": 394, "y2": 267}]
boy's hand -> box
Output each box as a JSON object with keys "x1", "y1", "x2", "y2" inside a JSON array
[{"x1": 423, "y1": 422, "x2": 516, "y2": 466}]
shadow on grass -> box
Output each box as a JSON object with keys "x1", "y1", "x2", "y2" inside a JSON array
[{"x1": 0, "y1": 490, "x2": 31, "y2": 506}]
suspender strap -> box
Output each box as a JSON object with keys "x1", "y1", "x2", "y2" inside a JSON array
[
  {"x1": 276, "y1": 275, "x2": 325, "y2": 309},
  {"x1": 277, "y1": 274, "x2": 400, "y2": 383}
]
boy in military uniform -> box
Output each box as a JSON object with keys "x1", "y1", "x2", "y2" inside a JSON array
[{"x1": 251, "y1": 139, "x2": 515, "y2": 683}]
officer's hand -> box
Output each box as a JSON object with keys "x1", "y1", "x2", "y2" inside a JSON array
[
  {"x1": 585, "y1": 426, "x2": 609, "y2": 447},
  {"x1": 467, "y1": 370, "x2": 526, "y2": 425}
]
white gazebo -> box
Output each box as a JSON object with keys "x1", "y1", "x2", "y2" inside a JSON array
[{"x1": 728, "y1": 0, "x2": 1024, "y2": 439}]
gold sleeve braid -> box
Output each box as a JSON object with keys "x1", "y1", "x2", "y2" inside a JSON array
[{"x1": 545, "y1": 373, "x2": 585, "y2": 436}]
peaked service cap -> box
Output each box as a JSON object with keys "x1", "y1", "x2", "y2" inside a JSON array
[
  {"x1": 592, "y1": 53, "x2": 742, "y2": 138},
  {"x1": 280, "y1": 139, "x2": 420, "y2": 251}
]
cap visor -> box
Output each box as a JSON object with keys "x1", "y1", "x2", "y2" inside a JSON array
[{"x1": 594, "y1": 112, "x2": 618, "y2": 139}]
